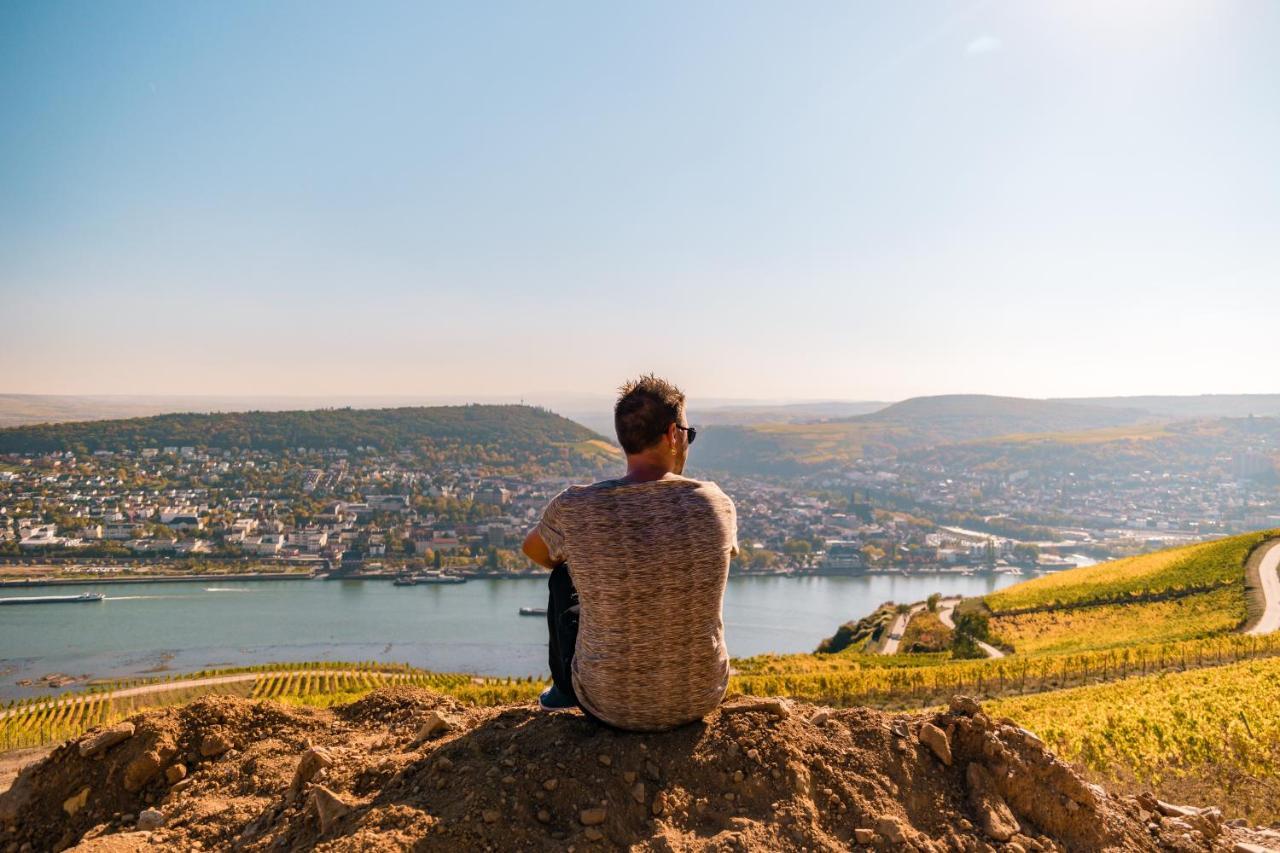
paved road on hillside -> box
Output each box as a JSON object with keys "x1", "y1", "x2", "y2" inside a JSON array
[
  {"x1": 1247, "y1": 539, "x2": 1280, "y2": 636},
  {"x1": 937, "y1": 598, "x2": 1005, "y2": 659},
  {"x1": 880, "y1": 604, "x2": 926, "y2": 654}
]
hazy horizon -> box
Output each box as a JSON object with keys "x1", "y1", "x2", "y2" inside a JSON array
[{"x1": 4, "y1": 1, "x2": 1278, "y2": 400}]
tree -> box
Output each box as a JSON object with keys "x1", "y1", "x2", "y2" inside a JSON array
[
  {"x1": 783, "y1": 539, "x2": 812, "y2": 557},
  {"x1": 953, "y1": 609, "x2": 990, "y2": 641},
  {"x1": 1012, "y1": 543, "x2": 1041, "y2": 566},
  {"x1": 748, "y1": 549, "x2": 779, "y2": 569}
]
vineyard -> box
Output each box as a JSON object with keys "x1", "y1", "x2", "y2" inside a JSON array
[
  {"x1": 729, "y1": 632, "x2": 1280, "y2": 710},
  {"x1": 990, "y1": 585, "x2": 1246, "y2": 656},
  {"x1": 984, "y1": 529, "x2": 1278, "y2": 612},
  {"x1": 986, "y1": 656, "x2": 1280, "y2": 821},
  {"x1": 0, "y1": 662, "x2": 541, "y2": 751}
]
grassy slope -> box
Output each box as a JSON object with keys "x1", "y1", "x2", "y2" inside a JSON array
[
  {"x1": 992, "y1": 586, "x2": 1245, "y2": 656},
  {"x1": 985, "y1": 530, "x2": 1279, "y2": 612}
]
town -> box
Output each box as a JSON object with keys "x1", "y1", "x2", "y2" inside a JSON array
[{"x1": 4, "y1": 428, "x2": 1278, "y2": 587}]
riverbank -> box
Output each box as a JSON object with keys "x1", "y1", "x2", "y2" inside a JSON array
[
  {"x1": 0, "y1": 563, "x2": 1047, "y2": 590},
  {"x1": 0, "y1": 571, "x2": 314, "y2": 588},
  {"x1": 0, "y1": 573, "x2": 1023, "y2": 700}
]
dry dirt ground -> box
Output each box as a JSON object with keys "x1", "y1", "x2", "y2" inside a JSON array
[
  {"x1": 1, "y1": 687, "x2": 1277, "y2": 852},
  {"x1": 0, "y1": 749, "x2": 52, "y2": 800}
]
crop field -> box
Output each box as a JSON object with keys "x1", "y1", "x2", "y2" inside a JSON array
[
  {"x1": 985, "y1": 530, "x2": 1278, "y2": 612},
  {"x1": 729, "y1": 633, "x2": 1280, "y2": 710},
  {"x1": 0, "y1": 663, "x2": 541, "y2": 751},
  {"x1": 987, "y1": 656, "x2": 1280, "y2": 821},
  {"x1": 991, "y1": 586, "x2": 1246, "y2": 656}
]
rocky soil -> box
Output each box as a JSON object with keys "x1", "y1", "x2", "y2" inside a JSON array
[{"x1": 1, "y1": 688, "x2": 1277, "y2": 852}]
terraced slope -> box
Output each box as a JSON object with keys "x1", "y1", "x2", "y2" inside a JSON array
[{"x1": 985, "y1": 530, "x2": 1280, "y2": 613}]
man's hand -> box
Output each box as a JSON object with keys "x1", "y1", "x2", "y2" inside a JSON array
[{"x1": 522, "y1": 529, "x2": 560, "y2": 570}]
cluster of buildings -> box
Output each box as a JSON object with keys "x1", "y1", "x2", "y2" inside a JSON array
[
  {"x1": 5, "y1": 421, "x2": 1277, "y2": 579},
  {"x1": 0, "y1": 446, "x2": 556, "y2": 575},
  {"x1": 799, "y1": 430, "x2": 1280, "y2": 558}
]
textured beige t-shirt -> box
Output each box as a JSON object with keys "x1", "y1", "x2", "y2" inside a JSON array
[{"x1": 535, "y1": 475, "x2": 738, "y2": 732}]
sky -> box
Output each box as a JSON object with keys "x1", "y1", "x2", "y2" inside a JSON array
[{"x1": 2, "y1": 1, "x2": 1278, "y2": 404}]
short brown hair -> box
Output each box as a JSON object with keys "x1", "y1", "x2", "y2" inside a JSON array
[{"x1": 614, "y1": 374, "x2": 686, "y2": 454}]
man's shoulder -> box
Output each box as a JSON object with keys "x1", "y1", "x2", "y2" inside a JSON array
[
  {"x1": 556, "y1": 477, "x2": 734, "y2": 508},
  {"x1": 559, "y1": 479, "x2": 623, "y2": 498},
  {"x1": 687, "y1": 478, "x2": 734, "y2": 506}
]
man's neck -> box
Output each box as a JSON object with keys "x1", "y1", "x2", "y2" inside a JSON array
[{"x1": 621, "y1": 454, "x2": 678, "y2": 484}]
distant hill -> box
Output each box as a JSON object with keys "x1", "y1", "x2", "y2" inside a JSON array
[
  {"x1": 854, "y1": 394, "x2": 1156, "y2": 442},
  {"x1": 693, "y1": 400, "x2": 891, "y2": 425},
  {"x1": 0, "y1": 394, "x2": 626, "y2": 430},
  {"x1": 1058, "y1": 393, "x2": 1280, "y2": 420},
  {"x1": 0, "y1": 405, "x2": 619, "y2": 475},
  {"x1": 691, "y1": 394, "x2": 1163, "y2": 475},
  {"x1": 560, "y1": 400, "x2": 891, "y2": 437}
]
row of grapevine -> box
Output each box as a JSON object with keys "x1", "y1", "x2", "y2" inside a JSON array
[
  {"x1": 728, "y1": 633, "x2": 1280, "y2": 709},
  {"x1": 0, "y1": 691, "x2": 119, "y2": 752},
  {"x1": 987, "y1": 655, "x2": 1280, "y2": 785}
]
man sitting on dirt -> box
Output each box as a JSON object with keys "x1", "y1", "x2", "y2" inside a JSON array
[{"x1": 521, "y1": 374, "x2": 739, "y2": 731}]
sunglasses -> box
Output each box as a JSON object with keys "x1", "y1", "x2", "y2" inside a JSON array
[{"x1": 675, "y1": 425, "x2": 697, "y2": 445}]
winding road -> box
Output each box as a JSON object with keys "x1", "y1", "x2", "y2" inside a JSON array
[
  {"x1": 1247, "y1": 539, "x2": 1280, "y2": 636},
  {"x1": 879, "y1": 604, "x2": 925, "y2": 654},
  {"x1": 936, "y1": 597, "x2": 1005, "y2": 659}
]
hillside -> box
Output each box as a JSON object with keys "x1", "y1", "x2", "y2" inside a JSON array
[
  {"x1": 1062, "y1": 394, "x2": 1280, "y2": 420},
  {"x1": 0, "y1": 405, "x2": 620, "y2": 474},
  {"x1": 856, "y1": 395, "x2": 1156, "y2": 442},
  {"x1": 970, "y1": 531, "x2": 1280, "y2": 660},
  {"x1": 3, "y1": 687, "x2": 1270, "y2": 852},
  {"x1": 691, "y1": 394, "x2": 1168, "y2": 475},
  {"x1": 985, "y1": 530, "x2": 1278, "y2": 614}
]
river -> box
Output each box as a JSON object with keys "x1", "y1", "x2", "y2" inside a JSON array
[{"x1": 0, "y1": 573, "x2": 1022, "y2": 700}]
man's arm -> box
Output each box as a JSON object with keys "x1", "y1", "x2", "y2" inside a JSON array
[{"x1": 522, "y1": 528, "x2": 561, "y2": 570}]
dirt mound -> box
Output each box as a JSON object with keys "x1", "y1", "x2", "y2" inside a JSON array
[{"x1": 1, "y1": 688, "x2": 1275, "y2": 851}]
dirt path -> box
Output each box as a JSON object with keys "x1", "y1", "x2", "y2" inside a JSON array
[
  {"x1": 0, "y1": 745, "x2": 52, "y2": 795},
  {"x1": 1247, "y1": 539, "x2": 1280, "y2": 635},
  {"x1": 936, "y1": 598, "x2": 1005, "y2": 659}
]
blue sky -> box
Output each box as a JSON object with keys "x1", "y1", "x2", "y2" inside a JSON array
[{"x1": 2, "y1": 1, "x2": 1277, "y2": 401}]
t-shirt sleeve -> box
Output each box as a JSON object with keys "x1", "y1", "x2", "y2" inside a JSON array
[
  {"x1": 728, "y1": 501, "x2": 740, "y2": 558},
  {"x1": 535, "y1": 490, "x2": 569, "y2": 564},
  {"x1": 712, "y1": 484, "x2": 739, "y2": 558}
]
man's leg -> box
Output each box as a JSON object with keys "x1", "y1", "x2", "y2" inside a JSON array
[{"x1": 543, "y1": 563, "x2": 580, "y2": 707}]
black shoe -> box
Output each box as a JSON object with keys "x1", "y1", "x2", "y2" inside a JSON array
[{"x1": 538, "y1": 684, "x2": 576, "y2": 710}]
